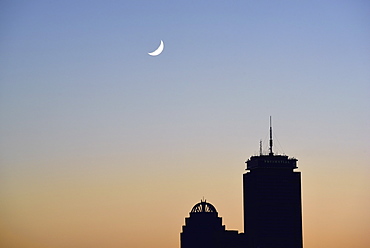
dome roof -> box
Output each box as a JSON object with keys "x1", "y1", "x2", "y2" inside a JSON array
[{"x1": 190, "y1": 200, "x2": 217, "y2": 213}]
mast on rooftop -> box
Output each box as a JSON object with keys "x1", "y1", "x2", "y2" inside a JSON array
[{"x1": 269, "y1": 116, "x2": 274, "y2": 156}]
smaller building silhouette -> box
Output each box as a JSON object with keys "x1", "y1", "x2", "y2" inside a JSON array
[{"x1": 181, "y1": 200, "x2": 246, "y2": 248}]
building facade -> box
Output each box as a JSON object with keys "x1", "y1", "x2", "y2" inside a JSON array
[{"x1": 243, "y1": 154, "x2": 303, "y2": 248}]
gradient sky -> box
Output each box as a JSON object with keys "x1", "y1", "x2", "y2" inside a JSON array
[{"x1": 1, "y1": 1, "x2": 369, "y2": 248}]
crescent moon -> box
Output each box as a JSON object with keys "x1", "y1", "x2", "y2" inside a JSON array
[{"x1": 148, "y1": 40, "x2": 164, "y2": 56}]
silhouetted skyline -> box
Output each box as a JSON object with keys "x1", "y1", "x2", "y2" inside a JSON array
[{"x1": 181, "y1": 120, "x2": 302, "y2": 248}]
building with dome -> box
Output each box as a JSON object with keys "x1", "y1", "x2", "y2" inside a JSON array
[
  {"x1": 180, "y1": 119, "x2": 303, "y2": 248},
  {"x1": 181, "y1": 200, "x2": 247, "y2": 248}
]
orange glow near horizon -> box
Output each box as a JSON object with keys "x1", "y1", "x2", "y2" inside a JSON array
[{"x1": 1, "y1": 150, "x2": 370, "y2": 248}]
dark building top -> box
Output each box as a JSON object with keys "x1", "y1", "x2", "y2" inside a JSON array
[
  {"x1": 190, "y1": 200, "x2": 217, "y2": 213},
  {"x1": 246, "y1": 154, "x2": 297, "y2": 170},
  {"x1": 246, "y1": 116, "x2": 298, "y2": 171}
]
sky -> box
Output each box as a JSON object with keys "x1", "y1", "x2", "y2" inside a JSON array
[{"x1": 1, "y1": 1, "x2": 369, "y2": 247}]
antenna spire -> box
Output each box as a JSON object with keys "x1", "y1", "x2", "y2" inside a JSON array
[
  {"x1": 269, "y1": 116, "x2": 274, "y2": 156},
  {"x1": 259, "y1": 139, "x2": 263, "y2": 155}
]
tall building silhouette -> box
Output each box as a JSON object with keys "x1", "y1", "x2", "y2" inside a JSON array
[
  {"x1": 243, "y1": 117, "x2": 303, "y2": 248},
  {"x1": 180, "y1": 118, "x2": 303, "y2": 248}
]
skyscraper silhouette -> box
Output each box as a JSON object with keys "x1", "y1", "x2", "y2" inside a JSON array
[
  {"x1": 180, "y1": 118, "x2": 303, "y2": 248},
  {"x1": 243, "y1": 117, "x2": 303, "y2": 248}
]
